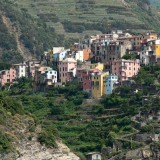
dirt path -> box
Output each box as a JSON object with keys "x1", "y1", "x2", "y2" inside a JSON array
[{"x1": 2, "y1": 14, "x2": 34, "y2": 61}]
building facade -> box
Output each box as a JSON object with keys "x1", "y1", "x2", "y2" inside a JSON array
[
  {"x1": 74, "y1": 50, "x2": 84, "y2": 62},
  {"x1": 44, "y1": 68, "x2": 57, "y2": 85},
  {"x1": 13, "y1": 62, "x2": 27, "y2": 78},
  {"x1": 83, "y1": 49, "x2": 91, "y2": 61},
  {"x1": 106, "y1": 74, "x2": 118, "y2": 94},
  {"x1": 112, "y1": 59, "x2": 140, "y2": 82},
  {"x1": 91, "y1": 70, "x2": 109, "y2": 99},
  {"x1": 58, "y1": 58, "x2": 77, "y2": 83},
  {"x1": 77, "y1": 68, "x2": 93, "y2": 94},
  {"x1": 86, "y1": 152, "x2": 102, "y2": 160},
  {"x1": 0, "y1": 67, "x2": 16, "y2": 86},
  {"x1": 90, "y1": 63, "x2": 104, "y2": 71}
]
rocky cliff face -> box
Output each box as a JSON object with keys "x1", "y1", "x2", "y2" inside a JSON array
[
  {"x1": 0, "y1": 139, "x2": 80, "y2": 160},
  {"x1": 0, "y1": 116, "x2": 80, "y2": 160},
  {"x1": 15, "y1": 139, "x2": 80, "y2": 160}
]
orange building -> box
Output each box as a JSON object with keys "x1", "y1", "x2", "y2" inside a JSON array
[
  {"x1": 145, "y1": 33, "x2": 158, "y2": 40},
  {"x1": 83, "y1": 49, "x2": 91, "y2": 61}
]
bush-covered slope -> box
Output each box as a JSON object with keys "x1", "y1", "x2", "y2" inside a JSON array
[{"x1": 0, "y1": 0, "x2": 68, "y2": 63}]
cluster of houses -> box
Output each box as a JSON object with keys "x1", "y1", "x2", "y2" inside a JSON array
[{"x1": 1, "y1": 30, "x2": 160, "y2": 98}]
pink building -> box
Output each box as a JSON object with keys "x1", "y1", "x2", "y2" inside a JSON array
[
  {"x1": 58, "y1": 58, "x2": 77, "y2": 83},
  {"x1": 0, "y1": 67, "x2": 16, "y2": 86},
  {"x1": 112, "y1": 59, "x2": 140, "y2": 82}
]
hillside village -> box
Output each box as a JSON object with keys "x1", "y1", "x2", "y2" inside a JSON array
[
  {"x1": 1, "y1": 30, "x2": 160, "y2": 160},
  {"x1": 1, "y1": 30, "x2": 159, "y2": 99}
]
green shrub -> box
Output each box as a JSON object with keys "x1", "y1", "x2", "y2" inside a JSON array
[{"x1": 0, "y1": 131, "x2": 11, "y2": 153}]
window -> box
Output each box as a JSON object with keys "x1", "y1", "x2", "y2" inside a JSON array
[{"x1": 50, "y1": 71, "x2": 52, "y2": 74}]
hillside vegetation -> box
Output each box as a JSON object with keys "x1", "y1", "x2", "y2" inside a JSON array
[
  {"x1": 1, "y1": 65, "x2": 160, "y2": 159},
  {"x1": 0, "y1": 0, "x2": 70, "y2": 63},
  {"x1": 11, "y1": 0, "x2": 160, "y2": 39},
  {"x1": 1, "y1": 0, "x2": 160, "y2": 62}
]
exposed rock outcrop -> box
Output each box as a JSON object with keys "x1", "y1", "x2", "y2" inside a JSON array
[{"x1": 0, "y1": 116, "x2": 80, "y2": 160}]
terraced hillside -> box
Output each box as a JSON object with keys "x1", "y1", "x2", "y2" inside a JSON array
[
  {"x1": 150, "y1": 0, "x2": 160, "y2": 7},
  {"x1": 12, "y1": 0, "x2": 160, "y2": 39},
  {"x1": 2, "y1": 65, "x2": 160, "y2": 160}
]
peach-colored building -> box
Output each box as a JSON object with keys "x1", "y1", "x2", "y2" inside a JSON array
[
  {"x1": 83, "y1": 49, "x2": 91, "y2": 61},
  {"x1": 0, "y1": 67, "x2": 16, "y2": 86},
  {"x1": 112, "y1": 59, "x2": 140, "y2": 82},
  {"x1": 58, "y1": 58, "x2": 77, "y2": 83}
]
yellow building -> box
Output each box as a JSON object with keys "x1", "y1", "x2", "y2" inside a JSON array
[
  {"x1": 90, "y1": 63, "x2": 104, "y2": 71},
  {"x1": 91, "y1": 71, "x2": 109, "y2": 99},
  {"x1": 155, "y1": 40, "x2": 160, "y2": 58}
]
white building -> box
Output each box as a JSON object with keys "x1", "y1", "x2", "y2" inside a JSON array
[
  {"x1": 86, "y1": 152, "x2": 101, "y2": 160},
  {"x1": 13, "y1": 62, "x2": 27, "y2": 78},
  {"x1": 106, "y1": 74, "x2": 118, "y2": 95},
  {"x1": 74, "y1": 50, "x2": 84, "y2": 62},
  {"x1": 140, "y1": 40, "x2": 156, "y2": 65},
  {"x1": 44, "y1": 68, "x2": 57, "y2": 85},
  {"x1": 52, "y1": 47, "x2": 65, "y2": 54}
]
